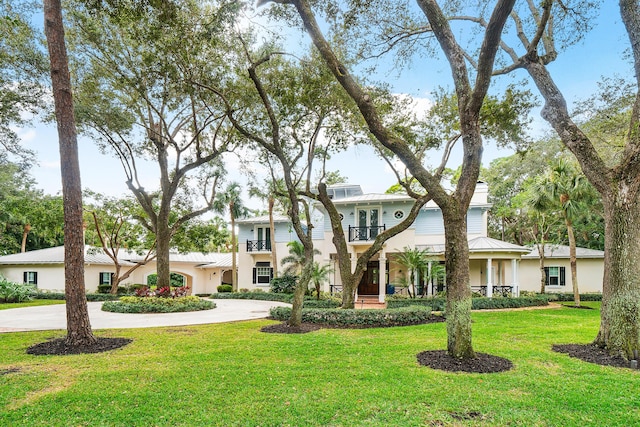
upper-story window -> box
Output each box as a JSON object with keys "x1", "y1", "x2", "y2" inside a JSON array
[{"x1": 394, "y1": 210, "x2": 405, "y2": 220}]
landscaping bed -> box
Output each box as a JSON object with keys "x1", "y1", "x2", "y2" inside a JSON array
[
  {"x1": 268, "y1": 305, "x2": 438, "y2": 328},
  {"x1": 101, "y1": 296, "x2": 215, "y2": 313}
]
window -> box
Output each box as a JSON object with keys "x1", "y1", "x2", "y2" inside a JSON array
[
  {"x1": 394, "y1": 210, "x2": 405, "y2": 220},
  {"x1": 23, "y1": 271, "x2": 37, "y2": 286},
  {"x1": 544, "y1": 266, "x2": 566, "y2": 287},
  {"x1": 253, "y1": 262, "x2": 273, "y2": 284},
  {"x1": 339, "y1": 213, "x2": 344, "y2": 221},
  {"x1": 99, "y1": 272, "x2": 113, "y2": 285}
]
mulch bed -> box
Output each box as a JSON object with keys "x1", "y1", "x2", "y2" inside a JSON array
[
  {"x1": 552, "y1": 343, "x2": 634, "y2": 369},
  {"x1": 27, "y1": 337, "x2": 132, "y2": 356},
  {"x1": 260, "y1": 314, "x2": 445, "y2": 334},
  {"x1": 417, "y1": 350, "x2": 513, "y2": 373}
]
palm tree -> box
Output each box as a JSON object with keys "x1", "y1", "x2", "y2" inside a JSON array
[
  {"x1": 281, "y1": 240, "x2": 320, "y2": 276},
  {"x1": 394, "y1": 246, "x2": 431, "y2": 298},
  {"x1": 310, "y1": 262, "x2": 333, "y2": 300},
  {"x1": 529, "y1": 159, "x2": 592, "y2": 306},
  {"x1": 214, "y1": 182, "x2": 247, "y2": 291}
]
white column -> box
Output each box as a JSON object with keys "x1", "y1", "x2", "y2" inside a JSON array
[
  {"x1": 486, "y1": 258, "x2": 493, "y2": 298},
  {"x1": 352, "y1": 252, "x2": 358, "y2": 300},
  {"x1": 511, "y1": 259, "x2": 519, "y2": 297},
  {"x1": 378, "y1": 256, "x2": 386, "y2": 303},
  {"x1": 427, "y1": 261, "x2": 432, "y2": 296}
]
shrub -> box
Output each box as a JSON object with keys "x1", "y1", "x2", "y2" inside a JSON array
[
  {"x1": 546, "y1": 293, "x2": 602, "y2": 302},
  {"x1": 97, "y1": 284, "x2": 130, "y2": 295},
  {"x1": 86, "y1": 293, "x2": 120, "y2": 301},
  {"x1": 102, "y1": 296, "x2": 215, "y2": 313},
  {"x1": 34, "y1": 292, "x2": 65, "y2": 300},
  {"x1": 270, "y1": 274, "x2": 297, "y2": 294},
  {"x1": 269, "y1": 306, "x2": 433, "y2": 327},
  {"x1": 217, "y1": 284, "x2": 233, "y2": 293},
  {"x1": 303, "y1": 298, "x2": 341, "y2": 309},
  {"x1": 0, "y1": 278, "x2": 36, "y2": 303},
  {"x1": 386, "y1": 296, "x2": 549, "y2": 311},
  {"x1": 211, "y1": 292, "x2": 293, "y2": 303}
]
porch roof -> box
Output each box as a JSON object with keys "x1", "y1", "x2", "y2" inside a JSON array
[{"x1": 417, "y1": 236, "x2": 530, "y2": 255}]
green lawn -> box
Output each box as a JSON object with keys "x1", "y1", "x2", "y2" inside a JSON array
[
  {"x1": 1, "y1": 303, "x2": 638, "y2": 426},
  {"x1": 0, "y1": 299, "x2": 65, "y2": 310}
]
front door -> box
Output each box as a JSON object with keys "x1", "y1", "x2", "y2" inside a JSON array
[{"x1": 358, "y1": 261, "x2": 379, "y2": 295}]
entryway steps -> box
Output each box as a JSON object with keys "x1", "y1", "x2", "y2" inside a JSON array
[{"x1": 356, "y1": 296, "x2": 387, "y2": 309}]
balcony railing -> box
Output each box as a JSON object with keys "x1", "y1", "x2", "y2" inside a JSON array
[
  {"x1": 246, "y1": 240, "x2": 271, "y2": 252},
  {"x1": 348, "y1": 225, "x2": 386, "y2": 242}
]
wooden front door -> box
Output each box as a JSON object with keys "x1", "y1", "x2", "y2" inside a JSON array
[{"x1": 358, "y1": 261, "x2": 380, "y2": 295}]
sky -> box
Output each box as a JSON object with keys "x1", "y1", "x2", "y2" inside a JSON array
[{"x1": 16, "y1": 2, "x2": 631, "y2": 211}]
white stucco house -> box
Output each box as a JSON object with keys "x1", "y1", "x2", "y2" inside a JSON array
[
  {"x1": 236, "y1": 182, "x2": 604, "y2": 302},
  {"x1": 0, "y1": 246, "x2": 233, "y2": 295}
]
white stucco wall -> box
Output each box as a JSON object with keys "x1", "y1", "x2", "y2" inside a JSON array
[{"x1": 519, "y1": 258, "x2": 604, "y2": 294}]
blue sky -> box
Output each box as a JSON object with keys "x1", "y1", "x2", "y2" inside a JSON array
[{"x1": 19, "y1": 2, "x2": 630, "y2": 209}]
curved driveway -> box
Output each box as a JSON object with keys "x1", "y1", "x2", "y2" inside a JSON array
[{"x1": 0, "y1": 299, "x2": 290, "y2": 333}]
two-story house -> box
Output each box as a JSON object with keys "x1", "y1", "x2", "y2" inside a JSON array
[{"x1": 237, "y1": 183, "x2": 532, "y2": 302}]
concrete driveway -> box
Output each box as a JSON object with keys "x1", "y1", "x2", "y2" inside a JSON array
[{"x1": 0, "y1": 299, "x2": 290, "y2": 333}]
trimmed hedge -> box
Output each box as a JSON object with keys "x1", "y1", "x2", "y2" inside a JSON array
[
  {"x1": 34, "y1": 292, "x2": 120, "y2": 301},
  {"x1": 302, "y1": 299, "x2": 342, "y2": 309},
  {"x1": 217, "y1": 284, "x2": 233, "y2": 293},
  {"x1": 211, "y1": 292, "x2": 293, "y2": 302},
  {"x1": 269, "y1": 306, "x2": 433, "y2": 327},
  {"x1": 546, "y1": 293, "x2": 602, "y2": 302},
  {"x1": 102, "y1": 296, "x2": 215, "y2": 313},
  {"x1": 386, "y1": 296, "x2": 549, "y2": 311},
  {"x1": 210, "y1": 292, "x2": 341, "y2": 308}
]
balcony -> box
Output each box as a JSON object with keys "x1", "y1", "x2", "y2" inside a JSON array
[
  {"x1": 246, "y1": 240, "x2": 271, "y2": 252},
  {"x1": 348, "y1": 225, "x2": 386, "y2": 242}
]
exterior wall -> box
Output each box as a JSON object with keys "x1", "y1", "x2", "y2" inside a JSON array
[
  {"x1": 1, "y1": 262, "x2": 227, "y2": 295},
  {"x1": 519, "y1": 258, "x2": 604, "y2": 294},
  {"x1": 0, "y1": 264, "x2": 66, "y2": 292}
]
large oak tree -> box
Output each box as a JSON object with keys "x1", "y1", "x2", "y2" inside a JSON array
[{"x1": 259, "y1": 0, "x2": 517, "y2": 359}]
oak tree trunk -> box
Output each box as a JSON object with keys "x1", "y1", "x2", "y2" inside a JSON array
[
  {"x1": 155, "y1": 210, "x2": 172, "y2": 289},
  {"x1": 443, "y1": 209, "x2": 475, "y2": 359},
  {"x1": 44, "y1": 0, "x2": 95, "y2": 346},
  {"x1": 593, "y1": 194, "x2": 640, "y2": 358}
]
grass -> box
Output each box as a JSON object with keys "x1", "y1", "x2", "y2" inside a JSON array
[
  {"x1": 0, "y1": 299, "x2": 65, "y2": 310},
  {"x1": 1, "y1": 303, "x2": 638, "y2": 426}
]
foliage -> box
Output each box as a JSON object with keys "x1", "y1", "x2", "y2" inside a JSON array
[
  {"x1": 0, "y1": 157, "x2": 65, "y2": 254},
  {"x1": 210, "y1": 292, "x2": 293, "y2": 303},
  {"x1": 280, "y1": 241, "x2": 320, "y2": 276},
  {"x1": 0, "y1": 0, "x2": 48, "y2": 161},
  {"x1": 217, "y1": 284, "x2": 233, "y2": 293},
  {"x1": 386, "y1": 296, "x2": 549, "y2": 311},
  {"x1": 546, "y1": 293, "x2": 603, "y2": 302},
  {"x1": 310, "y1": 262, "x2": 333, "y2": 299},
  {"x1": 146, "y1": 273, "x2": 186, "y2": 288},
  {"x1": 101, "y1": 296, "x2": 214, "y2": 313},
  {"x1": 134, "y1": 285, "x2": 189, "y2": 298},
  {"x1": 269, "y1": 274, "x2": 298, "y2": 294},
  {"x1": 269, "y1": 306, "x2": 433, "y2": 327},
  {"x1": 0, "y1": 277, "x2": 35, "y2": 303}
]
